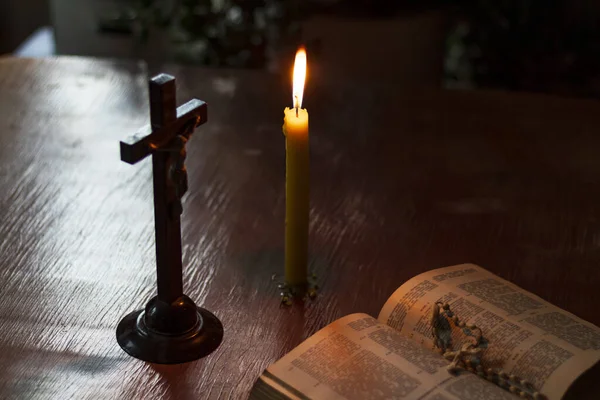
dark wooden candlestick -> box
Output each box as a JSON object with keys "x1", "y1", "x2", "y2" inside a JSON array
[{"x1": 116, "y1": 73, "x2": 223, "y2": 364}]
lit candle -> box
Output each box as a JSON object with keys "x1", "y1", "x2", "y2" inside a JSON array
[{"x1": 283, "y1": 48, "x2": 309, "y2": 288}]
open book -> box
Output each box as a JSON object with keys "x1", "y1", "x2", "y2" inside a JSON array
[{"x1": 251, "y1": 264, "x2": 600, "y2": 400}]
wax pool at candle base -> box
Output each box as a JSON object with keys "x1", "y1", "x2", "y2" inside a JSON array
[{"x1": 283, "y1": 107, "x2": 309, "y2": 287}]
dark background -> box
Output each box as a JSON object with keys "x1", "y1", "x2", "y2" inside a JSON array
[{"x1": 2, "y1": 0, "x2": 600, "y2": 98}]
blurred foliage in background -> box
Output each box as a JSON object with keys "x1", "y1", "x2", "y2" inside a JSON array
[
  {"x1": 446, "y1": 0, "x2": 600, "y2": 97},
  {"x1": 98, "y1": 0, "x2": 415, "y2": 68},
  {"x1": 101, "y1": 0, "x2": 600, "y2": 97},
  {"x1": 99, "y1": 0, "x2": 307, "y2": 68}
]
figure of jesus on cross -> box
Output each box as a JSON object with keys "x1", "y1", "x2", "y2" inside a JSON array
[{"x1": 116, "y1": 74, "x2": 223, "y2": 364}]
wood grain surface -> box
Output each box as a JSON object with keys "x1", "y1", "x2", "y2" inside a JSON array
[{"x1": 0, "y1": 56, "x2": 599, "y2": 399}]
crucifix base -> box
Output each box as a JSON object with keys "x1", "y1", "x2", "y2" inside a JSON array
[{"x1": 116, "y1": 295, "x2": 223, "y2": 364}]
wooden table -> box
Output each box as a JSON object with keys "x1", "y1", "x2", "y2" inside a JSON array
[{"x1": 0, "y1": 56, "x2": 599, "y2": 399}]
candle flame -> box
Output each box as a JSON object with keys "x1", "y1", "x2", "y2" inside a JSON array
[{"x1": 293, "y1": 47, "x2": 307, "y2": 109}]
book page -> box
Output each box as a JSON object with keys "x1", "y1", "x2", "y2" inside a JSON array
[
  {"x1": 377, "y1": 264, "x2": 600, "y2": 400},
  {"x1": 255, "y1": 313, "x2": 519, "y2": 400}
]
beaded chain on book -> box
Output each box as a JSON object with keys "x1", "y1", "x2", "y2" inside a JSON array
[{"x1": 431, "y1": 302, "x2": 548, "y2": 400}]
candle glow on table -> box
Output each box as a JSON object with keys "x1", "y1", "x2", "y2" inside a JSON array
[{"x1": 283, "y1": 48, "x2": 309, "y2": 287}]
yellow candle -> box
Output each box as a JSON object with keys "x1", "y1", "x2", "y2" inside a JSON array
[{"x1": 283, "y1": 48, "x2": 309, "y2": 287}]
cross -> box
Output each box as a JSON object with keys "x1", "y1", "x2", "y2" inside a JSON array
[
  {"x1": 120, "y1": 73, "x2": 207, "y2": 304},
  {"x1": 117, "y1": 74, "x2": 222, "y2": 364}
]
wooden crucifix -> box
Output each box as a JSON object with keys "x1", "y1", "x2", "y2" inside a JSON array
[{"x1": 116, "y1": 74, "x2": 223, "y2": 364}]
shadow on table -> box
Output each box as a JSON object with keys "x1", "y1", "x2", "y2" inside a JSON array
[{"x1": 149, "y1": 363, "x2": 194, "y2": 400}]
